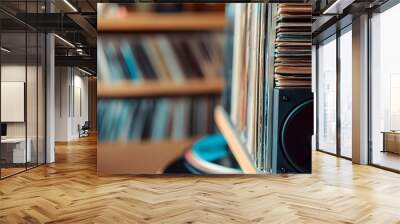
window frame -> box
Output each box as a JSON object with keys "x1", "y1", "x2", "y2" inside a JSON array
[
  {"x1": 315, "y1": 23, "x2": 353, "y2": 160},
  {"x1": 367, "y1": 0, "x2": 400, "y2": 173}
]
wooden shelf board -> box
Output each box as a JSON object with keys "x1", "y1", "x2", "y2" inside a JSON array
[
  {"x1": 97, "y1": 138, "x2": 197, "y2": 175},
  {"x1": 97, "y1": 79, "x2": 224, "y2": 98},
  {"x1": 98, "y1": 12, "x2": 226, "y2": 32}
]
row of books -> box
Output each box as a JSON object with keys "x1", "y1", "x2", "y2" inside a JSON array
[
  {"x1": 98, "y1": 34, "x2": 224, "y2": 82},
  {"x1": 98, "y1": 97, "x2": 218, "y2": 142},
  {"x1": 274, "y1": 4, "x2": 312, "y2": 88}
]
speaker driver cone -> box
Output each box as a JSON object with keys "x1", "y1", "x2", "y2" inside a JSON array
[{"x1": 280, "y1": 99, "x2": 313, "y2": 173}]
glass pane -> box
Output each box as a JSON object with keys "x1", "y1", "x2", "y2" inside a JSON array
[
  {"x1": 339, "y1": 29, "x2": 352, "y2": 158},
  {"x1": 1, "y1": 30, "x2": 27, "y2": 177},
  {"x1": 38, "y1": 32, "x2": 45, "y2": 165},
  {"x1": 371, "y1": 4, "x2": 400, "y2": 171},
  {"x1": 26, "y1": 0, "x2": 39, "y2": 169},
  {"x1": 317, "y1": 37, "x2": 337, "y2": 154},
  {"x1": 27, "y1": 30, "x2": 38, "y2": 169}
]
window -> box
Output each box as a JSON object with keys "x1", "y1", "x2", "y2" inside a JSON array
[
  {"x1": 317, "y1": 36, "x2": 337, "y2": 154},
  {"x1": 370, "y1": 2, "x2": 400, "y2": 171},
  {"x1": 317, "y1": 25, "x2": 353, "y2": 159},
  {"x1": 0, "y1": 1, "x2": 47, "y2": 179},
  {"x1": 339, "y1": 28, "x2": 352, "y2": 158}
]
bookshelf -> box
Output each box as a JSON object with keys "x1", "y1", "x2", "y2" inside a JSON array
[
  {"x1": 98, "y1": 12, "x2": 226, "y2": 32},
  {"x1": 97, "y1": 6, "x2": 226, "y2": 174},
  {"x1": 98, "y1": 79, "x2": 224, "y2": 97}
]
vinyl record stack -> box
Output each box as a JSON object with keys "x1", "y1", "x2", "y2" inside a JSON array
[
  {"x1": 222, "y1": 3, "x2": 267, "y2": 173},
  {"x1": 274, "y1": 4, "x2": 312, "y2": 88},
  {"x1": 212, "y1": 3, "x2": 313, "y2": 174}
]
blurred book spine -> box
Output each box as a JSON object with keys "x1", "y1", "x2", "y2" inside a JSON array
[
  {"x1": 98, "y1": 34, "x2": 224, "y2": 83},
  {"x1": 98, "y1": 97, "x2": 218, "y2": 143}
]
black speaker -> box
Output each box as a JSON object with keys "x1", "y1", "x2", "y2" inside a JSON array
[{"x1": 271, "y1": 88, "x2": 313, "y2": 174}]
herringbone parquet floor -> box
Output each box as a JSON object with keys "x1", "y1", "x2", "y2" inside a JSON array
[{"x1": 1, "y1": 136, "x2": 400, "y2": 223}]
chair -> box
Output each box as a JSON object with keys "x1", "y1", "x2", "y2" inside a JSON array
[{"x1": 79, "y1": 121, "x2": 90, "y2": 138}]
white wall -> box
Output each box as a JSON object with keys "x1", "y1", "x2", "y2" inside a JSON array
[
  {"x1": 71, "y1": 73, "x2": 89, "y2": 138},
  {"x1": 1, "y1": 65, "x2": 26, "y2": 81},
  {"x1": 1, "y1": 65, "x2": 35, "y2": 137},
  {"x1": 55, "y1": 66, "x2": 70, "y2": 141},
  {"x1": 1, "y1": 65, "x2": 26, "y2": 141},
  {"x1": 1, "y1": 63, "x2": 46, "y2": 164},
  {"x1": 54, "y1": 67, "x2": 89, "y2": 141}
]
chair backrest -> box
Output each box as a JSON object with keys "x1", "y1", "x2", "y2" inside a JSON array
[{"x1": 82, "y1": 121, "x2": 90, "y2": 129}]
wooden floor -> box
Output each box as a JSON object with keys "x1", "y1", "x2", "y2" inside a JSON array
[
  {"x1": 1, "y1": 136, "x2": 400, "y2": 223},
  {"x1": 1, "y1": 167, "x2": 26, "y2": 178},
  {"x1": 372, "y1": 150, "x2": 400, "y2": 171}
]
